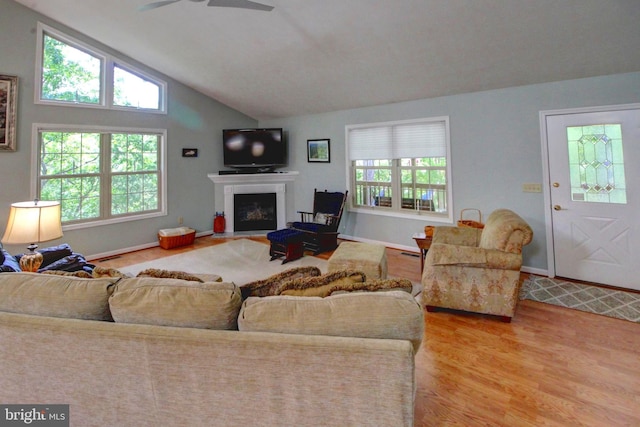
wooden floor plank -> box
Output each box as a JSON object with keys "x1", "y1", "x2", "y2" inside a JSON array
[{"x1": 96, "y1": 235, "x2": 640, "y2": 426}]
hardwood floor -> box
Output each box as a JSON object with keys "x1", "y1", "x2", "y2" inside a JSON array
[{"x1": 95, "y1": 236, "x2": 640, "y2": 426}]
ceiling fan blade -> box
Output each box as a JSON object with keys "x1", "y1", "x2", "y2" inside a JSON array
[
  {"x1": 207, "y1": 0, "x2": 274, "y2": 12},
  {"x1": 138, "y1": 0, "x2": 182, "y2": 11}
]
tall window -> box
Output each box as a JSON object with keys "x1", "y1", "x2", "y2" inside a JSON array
[
  {"x1": 36, "y1": 23, "x2": 166, "y2": 112},
  {"x1": 347, "y1": 117, "x2": 451, "y2": 220},
  {"x1": 36, "y1": 125, "x2": 167, "y2": 227}
]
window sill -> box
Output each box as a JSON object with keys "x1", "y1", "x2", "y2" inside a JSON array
[
  {"x1": 62, "y1": 211, "x2": 167, "y2": 232},
  {"x1": 348, "y1": 206, "x2": 452, "y2": 224}
]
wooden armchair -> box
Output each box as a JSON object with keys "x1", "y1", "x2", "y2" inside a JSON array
[{"x1": 291, "y1": 189, "x2": 348, "y2": 254}]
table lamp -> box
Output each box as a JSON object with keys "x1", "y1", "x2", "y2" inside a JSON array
[{"x1": 1, "y1": 200, "x2": 63, "y2": 272}]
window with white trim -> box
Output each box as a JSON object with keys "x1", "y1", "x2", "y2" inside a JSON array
[
  {"x1": 347, "y1": 117, "x2": 451, "y2": 219},
  {"x1": 36, "y1": 23, "x2": 166, "y2": 113},
  {"x1": 35, "y1": 125, "x2": 167, "y2": 227}
]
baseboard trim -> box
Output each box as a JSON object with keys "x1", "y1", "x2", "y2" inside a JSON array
[{"x1": 87, "y1": 230, "x2": 214, "y2": 261}]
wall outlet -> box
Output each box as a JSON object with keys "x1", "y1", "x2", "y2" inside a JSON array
[
  {"x1": 522, "y1": 183, "x2": 542, "y2": 193},
  {"x1": 178, "y1": 216, "x2": 183, "y2": 225}
]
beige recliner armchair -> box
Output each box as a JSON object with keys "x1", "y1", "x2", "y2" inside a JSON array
[{"x1": 421, "y1": 209, "x2": 533, "y2": 322}]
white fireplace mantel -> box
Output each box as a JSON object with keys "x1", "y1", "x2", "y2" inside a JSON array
[
  {"x1": 208, "y1": 171, "x2": 299, "y2": 185},
  {"x1": 208, "y1": 171, "x2": 299, "y2": 233}
]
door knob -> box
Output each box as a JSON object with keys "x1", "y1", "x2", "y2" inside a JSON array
[
  {"x1": 553, "y1": 205, "x2": 562, "y2": 211},
  {"x1": 553, "y1": 182, "x2": 560, "y2": 187}
]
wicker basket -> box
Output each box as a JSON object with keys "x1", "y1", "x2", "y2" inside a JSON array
[
  {"x1": 424, "y1": 225, "x2": 435, "y2": 237},
  {"x1": 457, "y1": 208, "x2": 484, "y2": 229},
  {"x1": 158, "y1": 230, "x2": 196, "y2": 249}
]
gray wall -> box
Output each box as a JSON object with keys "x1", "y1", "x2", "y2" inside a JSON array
[
  {"x1": 260, "y1": 72, "x2": 640, "y2": 272},
  {"x1": 0, "y1": 0, "x2": 256, "y2": 257}
]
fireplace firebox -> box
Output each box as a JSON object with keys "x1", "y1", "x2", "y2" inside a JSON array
[{"x1": 233, "y1": 193, "x2": 277, "y2": 231}]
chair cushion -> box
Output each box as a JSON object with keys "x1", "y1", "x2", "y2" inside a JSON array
[
  {"x1": 291, "y1": 222, "x2": 331, "y2": 233},
  {"x1": 314, "y1": 191, "x2": 345, "y2": 216}
]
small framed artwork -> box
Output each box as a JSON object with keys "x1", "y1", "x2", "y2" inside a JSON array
[
  {"x1": 307, "y1": 139, "x2": 330, "y2": 163},
  {"x1": 0, "y1": 74, "x2": 18, "y2": 152},
  {"x1": 182, "y1": 148, "x2": 198, "y2": 158}
]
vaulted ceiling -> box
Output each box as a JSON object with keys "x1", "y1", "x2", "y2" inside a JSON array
[{"x1": 14, "y1": 0, "x2": 640, "y2": 120}]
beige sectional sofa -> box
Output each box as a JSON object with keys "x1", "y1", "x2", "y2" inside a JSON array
[{"x1": 0, "y1": 272, "x2": 423, "y2": 427}]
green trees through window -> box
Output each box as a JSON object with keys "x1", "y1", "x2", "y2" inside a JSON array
[
  {"x1": 39, "y1": 130, "x2": 162, "y2": 224},
  {"x1": 38, "y1": 23, "x2": 165, "y2": 112},
  {"x1": 42, "y1": 35, "x2": 101, "y2": 104}
]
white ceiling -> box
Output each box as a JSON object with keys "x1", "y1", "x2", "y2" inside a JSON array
[{"x1": 14, "y1": 0, "x2": 640, "y2": 120}]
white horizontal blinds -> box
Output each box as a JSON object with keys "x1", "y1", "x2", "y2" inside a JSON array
[
  {"x1": 393, "y1": 121, "x2": 446, "y2": 158},
  {"x1": 348, "y1": 119, "x2": 446, "y2": 160},
  {"x1": 348, "y1": 126, "x2": 393, "y2": 160}
]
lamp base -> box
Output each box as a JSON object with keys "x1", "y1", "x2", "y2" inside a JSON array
[{"x1": 20, "y1": 246, "x2": 43, "y2": 272}]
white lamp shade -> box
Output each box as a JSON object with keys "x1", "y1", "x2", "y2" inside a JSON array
[{"x1": 2, "y1": 201, "x2": 63, "y2": 244}]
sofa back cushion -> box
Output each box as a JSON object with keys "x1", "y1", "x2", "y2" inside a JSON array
[
  {"x1": 0, "y1": 272, "x2": 117, "y2": 320},
  {"x1": 238, "y1": 291, "x2": 424, "y2": 353},
  {"x1": 109, "y1": 277, "x2": 242, "y2": 330},
  {"x1": 479, "y1": 209, "x2": 533, "y2": 254}
]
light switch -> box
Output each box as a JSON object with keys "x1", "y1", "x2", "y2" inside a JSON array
[{"x1": 522, "y1": 183, "x2": 542, "y2": 193}]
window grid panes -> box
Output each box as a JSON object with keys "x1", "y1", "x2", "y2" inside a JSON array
[
  {"x1": 567, "y1": 124, "x2": 627, "y2": 204},
  {"x1": 38, "y1": 130, "x2": 162, "y2": 224},
  {"x1": 348, "y1": 117, "x2": 450, "y2": 217},
  {"x1": 40, "y1": 132, "x2": 102, "y2": 222}
]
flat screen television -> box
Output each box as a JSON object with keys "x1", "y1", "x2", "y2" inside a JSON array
[{"x1": 222, "y1": 128, "x2": 286, "y2": 170}]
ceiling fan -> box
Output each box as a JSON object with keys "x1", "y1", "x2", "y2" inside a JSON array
[{"x1": 139, "y1": 0, "x2": 274, "y2": 12}]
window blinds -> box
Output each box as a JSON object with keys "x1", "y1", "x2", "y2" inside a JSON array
[{"x1": 348, "y1": 119, "x2": 446, "y2": 160}]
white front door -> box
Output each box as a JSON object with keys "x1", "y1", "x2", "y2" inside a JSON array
[{"x1": 544, "y1": 105, "x2": 640, "y2": 290}]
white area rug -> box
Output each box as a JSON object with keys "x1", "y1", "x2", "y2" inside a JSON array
[{"x1": 119, "y1": 239, "x2": 328, "y2": 286}]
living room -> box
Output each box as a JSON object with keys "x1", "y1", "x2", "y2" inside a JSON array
[
  {"x1": 1, "y1": 0, "x2": 639, "y2": 275},
  {"x1": 1, "y1": 1, "x2": 640, "y2": 424}
]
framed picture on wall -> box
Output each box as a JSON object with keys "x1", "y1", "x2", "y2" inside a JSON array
[
  {"x1": 307, "y1": 139, "x2": 330, "y2": 163},
  {"x1": 0, "y1": 74, "x2": 18, "y2": 152},
  {"x1": 182, "y1": 148, "x2": 198, "y2": 157}
]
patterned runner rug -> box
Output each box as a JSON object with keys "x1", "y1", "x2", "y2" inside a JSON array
[{"x1": 520, "y1": 276, "x2": 640, "y2": 323}]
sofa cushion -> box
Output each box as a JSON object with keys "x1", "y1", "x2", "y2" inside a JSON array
[
  {"x1": 0, "y1": 272, "x2": 117, "y2": 320},
  {"x1": 238, "y1": 291, "x2": 424, "y2": 353},
  {"x1": 109, "y1": 277, "x2": 242, "y2": 330}
]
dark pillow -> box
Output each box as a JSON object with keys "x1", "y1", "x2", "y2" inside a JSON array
[
  {"x1": 38, "y1": 253, "x2": 88, "y2": 273},
  {"x1": 0, "y1": 249, "x2": 21, "y2": 272},
  {"x1": 14, "y1": 244, "x2": 74, "y2": 269},
  {"x1": 38, "y1": 244, "x2": 74, "y2": 268}
]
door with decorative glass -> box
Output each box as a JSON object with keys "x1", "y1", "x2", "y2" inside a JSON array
[{"x1": 544, "y1": 105, "x2": 640, "y2": 290}]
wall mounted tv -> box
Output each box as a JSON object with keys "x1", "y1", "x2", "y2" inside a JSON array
[{"x1": 222, "y1": 128, "x2": 286, "y2": 171}]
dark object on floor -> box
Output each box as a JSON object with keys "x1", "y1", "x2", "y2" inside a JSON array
[
  {"x1": 267, "y1": 229, "x2": 305, "y2": 264},
  {"x1": 291, "y1": 189, "x2": 348, "y2": 254}
]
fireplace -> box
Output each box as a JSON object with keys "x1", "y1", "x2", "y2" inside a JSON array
[
  {"x1": 234, "y1": 193, "x2": 277, "y2": 231},
  {"x1": 222, "y1": 183, "x2": 287, "y2": 233}
]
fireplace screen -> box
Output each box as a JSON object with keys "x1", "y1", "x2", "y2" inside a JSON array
[{"x1": 234, "y1": 193, "x2": 277, "y2": 231}]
